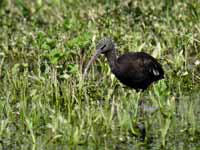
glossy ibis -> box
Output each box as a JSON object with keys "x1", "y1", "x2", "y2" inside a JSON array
[{"x1": 83, "y1": 37, "x2": 164, "y2": 91}]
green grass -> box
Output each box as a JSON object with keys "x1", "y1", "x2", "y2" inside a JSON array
[{"x1": 0, "y1": 0, "x2": 200, "y2": 149}]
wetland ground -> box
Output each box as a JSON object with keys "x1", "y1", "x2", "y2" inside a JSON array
[{"x1": 0, "y1": 0, "x2": 200, "y2": 149}]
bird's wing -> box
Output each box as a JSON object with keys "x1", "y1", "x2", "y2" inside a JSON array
[
  {"x1": 143, "y1": 57, "x2": 164, "y2": 78},
  {"x1": 117, "y1": 52, "x2": 163, "y2": 81}
]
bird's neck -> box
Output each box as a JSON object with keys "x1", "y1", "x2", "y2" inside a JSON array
[{"x1": 104, "y1": 50, "x2": 117, "y2": 71}]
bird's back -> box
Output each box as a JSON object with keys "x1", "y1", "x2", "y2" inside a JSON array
[{"x1": 113, "y1": 52, "x2": 164, "y2": 90}]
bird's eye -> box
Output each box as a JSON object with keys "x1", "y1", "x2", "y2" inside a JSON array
[{"x1": 101, "y1": 44, "x2": 106, "y2": 50}]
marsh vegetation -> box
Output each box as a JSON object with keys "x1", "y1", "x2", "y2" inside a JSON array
[{"x1": 0, "y1": 0, "x2": 200, "y2": 149}]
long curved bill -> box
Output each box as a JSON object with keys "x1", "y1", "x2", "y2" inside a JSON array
[{"x1": 83, "y1": 49, "x2": 101, "y2": 79}]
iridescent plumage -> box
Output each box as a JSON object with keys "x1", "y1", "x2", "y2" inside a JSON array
[{"x1": 84, "y1": 37, "x2": 164, "y2": 91}]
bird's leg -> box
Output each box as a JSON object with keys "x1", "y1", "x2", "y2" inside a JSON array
[
  {"x1": 136, "y1": 91, "x2": 144, "y2": 119},
  {"x1": 136, "y1": 91, "x2": 146, "y2": 140},
  {"x1": 139, "y1": 96, "x2": 144, "y2": 118}
]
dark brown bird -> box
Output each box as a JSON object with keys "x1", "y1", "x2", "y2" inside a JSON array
[{"x1": 83, "y1": 37, "x2": 164, "y2": 91}]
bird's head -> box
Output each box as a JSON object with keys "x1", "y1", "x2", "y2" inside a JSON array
[
  {"x1": 83, "y1": 37, "x2": 115, "y2": 79},
  {"x1": 96, "y1": 37, "x2": 115, "y2": 54}
]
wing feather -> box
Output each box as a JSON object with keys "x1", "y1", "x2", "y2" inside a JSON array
[{"x1": 114, "y1": 52, "x2": 164, "y2": 89}]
